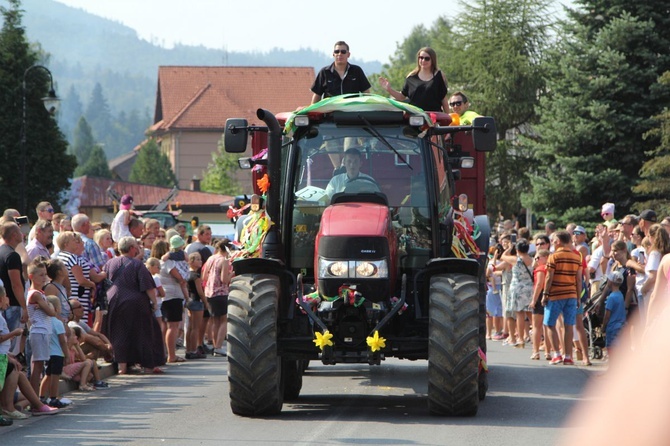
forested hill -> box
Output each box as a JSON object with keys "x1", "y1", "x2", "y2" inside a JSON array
[{"x1": 14, "y1": 0, "x2": 382, "y2": 159}]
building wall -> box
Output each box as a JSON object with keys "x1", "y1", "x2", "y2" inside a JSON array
[{"x1": 171, "y1": 131, "x2": 221, "y2": 189}]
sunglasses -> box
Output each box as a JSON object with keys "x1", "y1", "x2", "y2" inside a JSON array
[
  {"x1": 536, "y1": 241, "x2": 547, "y2": 246},
  {"x1": 449, "y1": 101, "x2": 463, "y2": 107},
  {"x1": 333, "y1": 49, "x2": 348, "y2": 54},
  {"x1": 418, "y1": 56, "x2": 431, "y2": 61},
  {"x1": 45, "y1": 208, "x2": 54, "y2": 213}
]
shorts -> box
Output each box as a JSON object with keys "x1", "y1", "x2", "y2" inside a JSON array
[
  {"x1": 486, "y1": 289, "x2": 502, "y2": 318},
  {"x1": 45, "y1": 355, "x2": 65, "y2": 376},
  {"x1": 531, "y1": 300, "x2": 544, "y2": 316},
  {"x1": 161, "y1": 299, "x2": 184, "y2": 322},
  {"x1": 4, "y1": 360, "x2": 14, "y2": 379},
  {"x1": 62, "y1": 361, "x2": 87, "y2": 381},
  {"x1": 29, "y1": 333, "x2": 51, "y2": 362},
  {"x1": 186, "y1": 299, "x2": 205, "y2": 312},
  {"x1": 606, "y1": 326, "x2": 622, "y2": 347},
  {"x1": 543, "y1": 298, "x2": 578, "y2": 327},
  {"x1": 207, "y1": 295, "x2": 228, "y2": 317}
]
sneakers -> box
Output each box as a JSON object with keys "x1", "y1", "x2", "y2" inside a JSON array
[
  {"x1": 59, "y1": 398, "x2": 72, "y2": 405},
  {"x1": 31, "y1": 404, "x2": 60, "y2": 416},
  {"x1": 492, "y1": 333, "x2": 508, "y2": 341},
  {"x1": 185, "y1": 351, "x2": 207, "y2": 360},
  {"x1": 563, "y1": 358, "x2": 575, "y2": 366},
  {"x1": 0, "y1": 415, "x2": 13, "y2": 426},
  {"x1": 94, "y1": 380, "x2": 109, "y2": 388},
  {"x1": 2, "y1": 409, "x2": 29, "y2": 420},
  {"x1": 47, "y1": 398, "x2": 68, "y2": 409},
  {"x1": 199, "y1": 344, "x2": 213, "y2": 355},
  {"x1": 213, "y1": 347, "x2": 227, "y2": 357},
  {"x1": 550, "y1": 356, "x2": 564, "y2": 365}
]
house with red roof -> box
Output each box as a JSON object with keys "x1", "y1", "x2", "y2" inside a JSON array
[
  {"x1": 65, "y1": 176, "x2": 234, "y2": 229},
  {"x1": 148, "y1": 66, "x2": 315, "y2": 189}
]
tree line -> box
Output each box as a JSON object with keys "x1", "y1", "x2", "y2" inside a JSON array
[{"x1": 367, "y1": 0, "x2": 670, "y2": 226}]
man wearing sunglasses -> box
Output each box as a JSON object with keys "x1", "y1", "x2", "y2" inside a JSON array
[
  {"x1": 449, "y1": 91, "x2": 481, "y2": 125},
  {"x1": 27, "y1": 201, "x2": 55, "y2": 243},
  {"x1": 311, "y1": 41, "x2": 371, "y2": 104}
]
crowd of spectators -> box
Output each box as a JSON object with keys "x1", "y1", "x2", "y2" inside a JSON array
[
  {"x1": 486, "y1": 203, "x2": 670, "y2": 367},
  {"x1": 0, "y1": 196, "x2": 232, "y2": 426}
]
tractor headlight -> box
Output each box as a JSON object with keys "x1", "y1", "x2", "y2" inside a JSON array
[
  {"x1": 356, "y1": 260, "x2": 388, "y2": 278},
  {"x1": 328, "y1": 261, "x2": 349, "y2": 277},
  {"x1": 318, "y1": 258, "x2": 388, "y2": 279}
]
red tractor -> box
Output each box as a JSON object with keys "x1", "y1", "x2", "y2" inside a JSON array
[{"x1": 223, "y1": 94, "x2": 496, "y2": 416}]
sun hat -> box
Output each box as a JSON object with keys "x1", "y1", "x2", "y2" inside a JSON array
[{"x1": 169, "y1": 235, "x2": 185, "y2": 250}]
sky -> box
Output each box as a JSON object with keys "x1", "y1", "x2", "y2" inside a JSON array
[{"x1": 54, "y1": 0, "x2": 465, "y2": 63}]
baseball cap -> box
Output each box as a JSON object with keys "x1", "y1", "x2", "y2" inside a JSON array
[
  {"x1": 573, "y1": 225, "x2": 586, "y2": 235},
  {"x1": 120, "y1": 194, "x2": 133, "y2": 210},
  {"x1": 607, "y1": 270, "x2": 624, "y2": 285},
  {"x1": 639, "y1": 209, "x2": 657, "y2": 223}
]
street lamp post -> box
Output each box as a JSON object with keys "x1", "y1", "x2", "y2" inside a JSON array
[{"x1": 20, "y1": 65, "x2": 60, "y2": 215}]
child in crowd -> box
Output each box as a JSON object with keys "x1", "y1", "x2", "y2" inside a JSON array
[
  {"x1": 40, "y1": 296, "x2": 70, "y2": 408},
  {"x1": 43, "y1": 258, "x2": 72, "y2": 324},
  {"x1": 27, "y1": 260, "x2": 57, "y2": 396},
  {"x1": 185, "y1": 252, "x2": 206, "y2": 360},
  {"x1": 146, "y1": 257, "x2": 167, "y2": 352},
  {"x1": 602, "y1": 270, "x2": 626, "y2": 360},
  {"x1": 1, "y1": 285, "x2": 25, "y2": 424},
  {"x1": 62, "y1": 326, "x2": 108, "y2": 390}
]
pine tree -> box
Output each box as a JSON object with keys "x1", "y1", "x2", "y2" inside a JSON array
[
  {"x1": 202, "y1": 141, "x2": 243, "y2": 195},
  {"x1": 452, "y1": 0, "x2": 552, "y2": 218},
  {"x1": 632, "y1": 71, "x2": 670, "y2": 216},
  {"x1": 71, "y1": 116, "x2": 96, "y2": 165},
  {"x1": 129, "y1": 139, "x2": 177, "y2": 187},
  {"x1": 58, "y1": 84, "x2": 83, "y2": 143},
  {"x1": 0, "y1": 0, "x2": 76, "y2": 217},
  {"x1": 74, "y1": 145, "x2": 112, "y2": 178},
  {"x1": 524, "y1": 4, "x2": 670, "y2": 224}
]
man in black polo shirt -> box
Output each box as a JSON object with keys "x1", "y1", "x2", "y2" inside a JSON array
[
  {"x1": 311, "y1": 41, "x2": 371, "y2": 104},
  {"x1": 0, "y1": 221, "x2": 27, "y2": 352}
]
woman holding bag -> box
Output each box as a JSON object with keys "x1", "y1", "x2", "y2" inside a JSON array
[{"x1": 201, "y1": 238, "x2": 233, "y2": 357}]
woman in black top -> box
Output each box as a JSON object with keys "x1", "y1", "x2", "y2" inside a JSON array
[{"x1": 378, "y1": 47, "x2": 449, "y2": 112}]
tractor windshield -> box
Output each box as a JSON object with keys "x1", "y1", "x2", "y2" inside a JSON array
[{"x1": 289, "y1": 123, "x2": 434, "y2": 270}]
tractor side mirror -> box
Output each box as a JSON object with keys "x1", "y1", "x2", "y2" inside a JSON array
[
  {"x1": 472, "y1": 117, "x2": 497, "y2": 152},
  {"x1": 224, "y1": 118, "x2": 249, "y2": 153}
]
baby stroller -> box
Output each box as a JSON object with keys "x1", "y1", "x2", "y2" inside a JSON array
[{"x1": 583, "y1": 295, "x2": 606, "y2": 360}]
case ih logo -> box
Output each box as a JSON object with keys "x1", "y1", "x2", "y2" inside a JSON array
[{"x1": 360, "y1": 249, "x2": 376, "y2": 254}]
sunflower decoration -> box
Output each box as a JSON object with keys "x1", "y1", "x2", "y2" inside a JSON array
[{"x1": 313, "y1": 330, "x2": 334, "y2": 351}]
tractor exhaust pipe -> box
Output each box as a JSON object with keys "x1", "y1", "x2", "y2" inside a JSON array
[{"x1": 256, "y1": 108, "x2": 283, "y2": 261}]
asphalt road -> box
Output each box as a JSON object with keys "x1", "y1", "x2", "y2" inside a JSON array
[{"x1": 1, "y1": 341, "x2": 603, "y2": 446}]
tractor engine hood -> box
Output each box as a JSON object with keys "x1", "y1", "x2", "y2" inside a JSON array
[
  {"x1": 315, "y1": 202, "x2": 397, "y2": 301},
  {"x1": 319, "y1": 202, "x2": 390, "y2": 237}
]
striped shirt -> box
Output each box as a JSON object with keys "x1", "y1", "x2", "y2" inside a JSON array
[
  {"x1": 546, "y1": 247, "x2": 581, "y2": 301},
  {"x1": 27, "y1": 290, "x2": 52, "y2": 335},
  {"x1": 58, "y1": 250, "x2": 92, "y2": 319}
]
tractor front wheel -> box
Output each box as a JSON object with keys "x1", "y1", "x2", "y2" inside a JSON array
[
  {"x1": 227, "y1": 274, "x2": 283, "y2": 416},
  {"x1": 428, "y1": 273, "x2": 480, "y2": 416}
]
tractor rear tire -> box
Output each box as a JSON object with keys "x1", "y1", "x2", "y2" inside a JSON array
[
  {"x1": 428, "y1": 273, "x2": 480, "y2": 416},
  {"x1": 227, "y1": 274, "x2": 283, "y2": 416}
]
